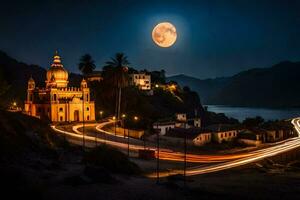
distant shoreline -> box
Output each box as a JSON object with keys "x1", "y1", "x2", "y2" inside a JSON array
[
  {"x1": 204, "y1": 104, "x2": 300, "y2": 110},
  {"x1": 205, "y1": 105, "x2": 300, "y2": 121}
]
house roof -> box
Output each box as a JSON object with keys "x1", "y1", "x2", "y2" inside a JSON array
[
  {"x1": 205, "y1": 124, "x2": 238, "y2": 132},
  {"x1": 86, "y1": 71, "x2": 102, "y2": 77},
  {"x1": 166, "y1": 128, "x2": 211, "y2": 139},
  {"x1": 153, "y1": 121, "x2": 175, "y2": 126}
]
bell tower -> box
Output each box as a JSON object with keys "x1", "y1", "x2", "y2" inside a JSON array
[{"x1": 27, "y1": 76, "x2": 35, "y2": 102}]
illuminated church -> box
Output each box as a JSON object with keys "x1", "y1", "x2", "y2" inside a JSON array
[{"x1": 24, "y1": 52, "x2": 95, "y2": 122}]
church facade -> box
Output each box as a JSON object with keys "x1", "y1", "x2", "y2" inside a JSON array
[{"x1": 24, "y1": 52, "x2": 95, "y2": 122}]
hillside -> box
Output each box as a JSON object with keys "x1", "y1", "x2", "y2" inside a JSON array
[{"x1": 168, "y1": 61, "x2": 300, "y2": 107}]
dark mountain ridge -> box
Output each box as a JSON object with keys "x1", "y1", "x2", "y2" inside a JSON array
[{"x1": 168, "y1": 61, "x2": 300, "y2": 107}]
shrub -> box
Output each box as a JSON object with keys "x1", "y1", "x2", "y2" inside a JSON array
[{"x1": 83, "y1": 145, "x2": 141, "y2": 175}]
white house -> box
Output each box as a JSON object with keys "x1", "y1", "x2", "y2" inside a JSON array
[
  {"x1": 193, "y1": 132, "x2": 212, "y2": 146},
  {"x1": 129, "y1": 73, "x2": 151, "y2": 90},
  {"x1": 206, "y1": 124, "x2": 239, "y2": 143},
  {"x1": 153, "y1": 121, "x2": 175, "y2": 135},
  {"x1": 193, "y1": 118, "x2": 201, "y2": 128},
  {"x1": 166, "y1": 128, "x2": 212, "y2": 146},
  {"x1": 212, "y1": 130, "x2": 238, "y2": 143},
  {"x1": 176, "y1": 113, "x2": 187, "y2": 122}
]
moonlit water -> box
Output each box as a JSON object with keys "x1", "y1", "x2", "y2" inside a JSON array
[{"x1": 205, "y1": 105, "x2": 300, "y2": 121}]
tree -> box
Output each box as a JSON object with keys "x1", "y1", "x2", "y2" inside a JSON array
[
  {"x1": 242, "y1": 116, "x2": 265, "y2": 128},
  {"x1": 78, "y1": 54, "x2": 96, "y2": 75},
  {"x1": 102, "y1": 53, "x2": 130, "y2": 119},
  {"x1": 151, "y1": 70, "x2": 166, "y2": 84},
  {"x1": 0, "y1": 68, "x2": 10, "y2": 108}
]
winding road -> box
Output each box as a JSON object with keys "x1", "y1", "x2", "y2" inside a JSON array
[{"x1": 51, "y1": 118, "x2": 300, "y2": 177}]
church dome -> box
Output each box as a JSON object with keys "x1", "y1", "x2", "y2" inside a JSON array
[{"x1": 46, "y1": 51, "x2": 69, "y2": 88}]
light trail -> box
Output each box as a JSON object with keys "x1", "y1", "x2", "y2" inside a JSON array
[
  {"x1": 51, "y1": 118, "x2": 300, "y2": 177},
  {"x1": 148, "y1": 118, "x2": 300, "y2": 177}
]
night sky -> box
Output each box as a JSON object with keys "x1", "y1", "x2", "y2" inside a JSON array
[{"x1": 0, "y1": 0, "x2": 299, "y2": 79}]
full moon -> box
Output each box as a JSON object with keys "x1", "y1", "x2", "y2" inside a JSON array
[{"x1": 152, "y1": 22, "x2": 177, "y2": 48}]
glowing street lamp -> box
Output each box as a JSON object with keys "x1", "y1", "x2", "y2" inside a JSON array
[
  {"x1": 155, "y1": 84, "x2": 159, "y2": 88},
  {"x1": 99, "y1": 111, "x2": 103, "y2": 119},
  {"x1": 112, "y1": 116, "x2": 117, "y2": 136},
  {"x1": 13, "y1": 101, "x2": 17, "y2": 106},
  {"x1": 122, "y1": 114, "x2": 126, "y2": 138}
]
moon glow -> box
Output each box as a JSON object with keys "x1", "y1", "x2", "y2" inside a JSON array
[{"x1": 152, "y1": 22, "x2": 177, "y2": 48}]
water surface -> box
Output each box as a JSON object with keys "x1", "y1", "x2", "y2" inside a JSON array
[{"x1": 205, "y1": 105, "x2": 300, "y2": 121}]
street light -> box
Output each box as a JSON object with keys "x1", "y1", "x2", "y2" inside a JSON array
[
  {"x1": 99, "y1": 111, "x2": 103, "y2": 120},
  {"x1": 183, "y1": 121, "x2": 187, "y2": 188},
  {"x1": 156, "y1": 122, "x2": 160, "y2": 184},
  {"x1": 82, "y1": 89, "x2": 85, "y2": 150},
  {"x1": 113, "y1": 116, "x2": 117, "y2": 136},
  {"x1": 128, "y1": 116, "x2": 138, "y2": 157},
  {"x1": 122, "y1": 114, "x2": 126, "y2": 138}
]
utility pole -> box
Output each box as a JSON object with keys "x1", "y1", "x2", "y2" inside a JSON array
[
  {"x1": 94, "y1": 130, "x2": 97, "y2": 147},
  {"x1": 122, "y1": 114, "x2": 126, "y2": 138},
  {"x1": 127, "y1": 128, "x2": 130, "y2": 157},
  {"x1": 143, "y1": 135, "x2": 146, "y2": 150},
  {"x1": 183, "y1": 121, "x2": 187, "y2": 188},
  {"x1": 156, "y1": 123, "x2": 160, "y2": 184},
  {"x1": 82, "y1": 88, "x2": 85, "y2": 150}
]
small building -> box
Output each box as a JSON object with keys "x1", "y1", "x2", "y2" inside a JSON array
[
  {"x1": 206, "y1": 124, "x2": 238, "y2": 143},
  {"x1": 238, "y1": 126, "x2": 294, "y2": 146},
  {"x1": 187, "y1": 118, "x2": 201, "y2": 128},
  {"x1": 86, "y1": 71, "x2": 103, "y2": 82},
  {"x1": 129, "y1": 73, "x2": 151, "y2": 90},
  {"x1": 153, "y1": 121, "x2": 175, "y2": 135},
  {"x1": 238, "y1": 129, "x2": 263, "y2": 146},
  {"x1": 24, "y1": 52, "x2": 95, "y2": 122},
  {"x1": 166, "y1": 128, "x2": 212, "y2": 146},
  {"x1": 265, "y1": 129, "x2": 292, "y2": 142},
  {"x1": 176, "y1": 113, "x2": 187, "y2": 122}
]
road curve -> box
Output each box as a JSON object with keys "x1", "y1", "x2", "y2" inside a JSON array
[{"x1": 148, "y1": 118, "x2": 300, "y2": 177}]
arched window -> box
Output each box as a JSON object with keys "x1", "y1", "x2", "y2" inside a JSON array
[
  {"x1": 87, "y1": 115, "x2": 90, "y2": 120},
  {"x1": 86, "y1": 107, "x2": 89, "y2": 111},
  {"x1": 59, "y1": 107, "x2": 63, "y2": 112},
  {"x1": 54, "y1": 94, "x2": 57, "y2": 101}
]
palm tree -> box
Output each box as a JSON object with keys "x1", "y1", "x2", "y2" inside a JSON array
[
  {"x1": 78, "y1": 54, "x2": 96, "y2": 75},
  {"x1": 102, "y1": 53, "x2": 130, "y2": 119}
]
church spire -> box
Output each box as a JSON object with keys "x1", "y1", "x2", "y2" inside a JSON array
[{"x1": 51, "y1": 50, "x2": 63, "y2": 68}]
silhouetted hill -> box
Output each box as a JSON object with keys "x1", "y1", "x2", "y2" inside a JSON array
[
  {"x1": 0, "y1": 51, "x2": 82, "y2": 105},
  {"x1": 167, "y1": 74, "x2": 230, "y2": 103},
  {"x1": 168, "y1": 61, "x2": 300, "y2": 107}
]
